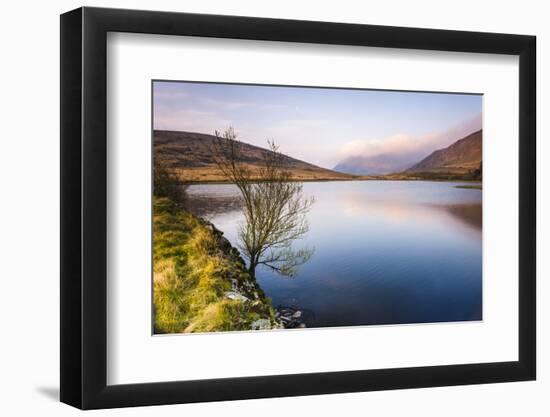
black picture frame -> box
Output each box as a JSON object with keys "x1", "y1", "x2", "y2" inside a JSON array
[{"x1": 60, "y1": 6, "x2": 536, "y2": 410}]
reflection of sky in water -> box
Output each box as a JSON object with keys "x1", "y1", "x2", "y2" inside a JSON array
[{"x1": 186, "y1": 181, "x2": 482, "y2": 327}]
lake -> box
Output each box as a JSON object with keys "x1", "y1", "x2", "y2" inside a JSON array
[{"x1": 186, "y1": 181, "x2": 482, "y2": 328}]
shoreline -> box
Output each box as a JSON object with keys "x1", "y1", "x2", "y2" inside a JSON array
[
  {"x1": 180, "y1": 177, "x2": 483, "y2": 186},
  {"x1": 153, "y1": 196, "x2": 309, "y2": 333},
  {"x1": 153, "y1": 196, "x2": 282, "y2": 333}
]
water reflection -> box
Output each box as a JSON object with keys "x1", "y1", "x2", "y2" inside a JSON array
[
  {"x1": 442, "y1": 204, "x2": 482, "y2": 230},
  {"x1": 185, "y1": 181, "x2": 482, "y2": 328},
  {"x1": 185, "y1": 191, "x2": 242, "y2": 217}
]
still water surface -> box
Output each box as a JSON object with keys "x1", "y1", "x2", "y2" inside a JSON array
[{"x1": 186, "y1": 181, "x2": 482, "y2": 328}]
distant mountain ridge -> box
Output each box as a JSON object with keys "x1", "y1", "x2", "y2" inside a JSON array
[
  {"x1": 333, "y1": 156, "x2": 409, "y2": 176},
  {"x1": 407, "y1": 129, "x2": 482, "y2": 174},
  {"x1": 154, "y1": 130, "x2": 354, "y2": 182}
]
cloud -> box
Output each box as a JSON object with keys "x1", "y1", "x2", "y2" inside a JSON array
[
  {"x1": 194, "y1": 97, "x2": 251, "y2": 111},
  {"x1": 260, "y1": 118, "x2": 342, "y2": 167},
  {"x1": 153, "y1": 108, "x2": 232, "y2": 134},
  {"x1": 335, "y1": 113, "x2": 482, "y2": 173},
  {"x1": 153, "y1": 89, "x2": 190, "y2": 101}
]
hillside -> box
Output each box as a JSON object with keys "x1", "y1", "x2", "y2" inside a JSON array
[
  {"x1": 154, "y1": 130, "x2": 354, "y2": 182},
  {"x1": 407, "y1": 130, "x2": 482, "y2": 174}
]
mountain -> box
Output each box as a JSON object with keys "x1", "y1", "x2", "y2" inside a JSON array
[
  {"x1": 154, "y1": 130, "x2": 354, "y2": 182},
  {"x1": 334, "y1": 155, "x2": 410, "y2": 175},
  {"x1": 407, "y1": 130, "x2": 482, "y2": 174}
]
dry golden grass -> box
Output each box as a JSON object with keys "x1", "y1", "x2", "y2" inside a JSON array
[
  {"x1": 153, "y1": 197, "x2": 276, "y2": 334},
  {"x1": 174, "y1": 165, "x2": 356, "y2": 183}
]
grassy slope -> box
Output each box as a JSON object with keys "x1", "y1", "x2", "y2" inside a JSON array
[
  {"x1": 154, "y1": 130, "x2": 355, "y2": 182},
  {"x1": 374, "y1": 171, "x2": 481, "y2": 181},
  {"x1": 153, "y1": 197, "x2": 278, "y2": 333},
  {"x1": 407, "y1": 130, "x2": 482, "y2": 174},
  {"x1": 170, "y1": 165, "x2": 357, "y2": 182}
]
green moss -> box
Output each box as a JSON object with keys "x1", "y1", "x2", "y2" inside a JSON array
[{"x1": 153, "y1": 197, "x2": 277, "y2": 334}]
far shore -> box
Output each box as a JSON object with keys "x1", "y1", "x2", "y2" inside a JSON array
[
  {"x1": 179, "y1": 177, "x2": 483, "y2": 186},
  {"x1": 454, "y1": 184, "x2": 483, "y2": 190}
]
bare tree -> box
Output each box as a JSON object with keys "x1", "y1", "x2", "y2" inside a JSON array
[{"x1": 211, "y1": 127, "x2": 314, "y2": 278}]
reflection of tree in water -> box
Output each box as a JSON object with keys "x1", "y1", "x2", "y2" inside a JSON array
[
  {"x1": 184, "y1": 192, "x2": 242, "y2": 218},
  {"x1": 210, "y1": 127, "x2": 315, "y2": 279}
]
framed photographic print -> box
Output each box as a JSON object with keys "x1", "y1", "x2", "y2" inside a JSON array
[{"x1": 60, "y1": 7, "x2": 536, "y2": 409}]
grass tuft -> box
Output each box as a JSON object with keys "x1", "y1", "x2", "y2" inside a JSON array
[{"x1": 153, "y1": 197, "x2": 276, "y2": 334}]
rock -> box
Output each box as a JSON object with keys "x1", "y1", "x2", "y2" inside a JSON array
[
  {"x1": 224, "y1": 291, "x2": 249, "y2": 302},
  {"x1": 250, "y1": 319, "x2": 271, "y2": 331},
  {"x1": 278, "y1": 308, "x2": 294, "y2": 317},
  {"x1": 203, "y1": 221, "x2": 218, "y2": 233},
  {"x1": 276, "y1": 306, "x2": 308, "y2": 329},
  {"x1": 285, "y1": 320, "x2": 307, "y2": 329}
]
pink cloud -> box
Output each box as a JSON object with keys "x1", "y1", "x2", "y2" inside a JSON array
[{"x1": 335, "y1": 114, "x2": 482, "y2": 173}]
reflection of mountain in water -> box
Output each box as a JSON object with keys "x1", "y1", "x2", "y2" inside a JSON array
[
  {"x1": 184, "y1": 181, "x2": 482, "y2": 327},
  {"x1": 186, "y1": 184, "x2": 482, "y2": 234},
  {"x1": 440, "y1": 204, "x2": 482, "y2": 230},
  {"x1": 341, "y1": 196, "x2": 481, "y2": 235},
  {"x1": 184, "y1": 189, "x2": 242, "y2": 218}
]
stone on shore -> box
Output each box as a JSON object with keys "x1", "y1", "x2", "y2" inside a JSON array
[
  {"x1": 224, "y1": 291, "x2": 249, "y2": 302},
  {"x1": 250, "y1": 319, "x2": 271, "y2": 331}
]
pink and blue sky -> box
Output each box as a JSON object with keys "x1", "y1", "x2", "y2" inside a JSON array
[{"x1": 153, "y1": 81, "x2": 482, "y2": 172}]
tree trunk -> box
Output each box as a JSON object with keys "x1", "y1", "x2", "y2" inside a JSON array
[{"x1": 248, "y1": 263, "x2": 256, "y2": 279}]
